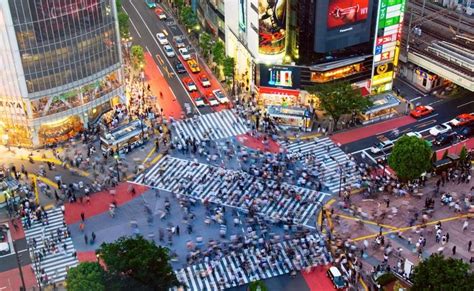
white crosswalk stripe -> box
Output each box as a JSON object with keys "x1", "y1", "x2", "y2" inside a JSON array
[
  {"x1": 135, "y1": 156, "x2": 330, "y2": 226},
  {"x1": 280, "y1": 137, "x2": 361, "y2": 194},
  {"x1": 23, "y1": 208, "x2": 78, "y2": 285},
  {"x1": 173, "y1": 234, "x2": 330, "y2": 290},
  {"x1": 172, "y1": 110, "x2": 249, "y2": 145}
]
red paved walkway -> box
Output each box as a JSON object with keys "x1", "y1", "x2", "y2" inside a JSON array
[
  {"x1": 236, "y1": 134, "x2": 281, "y2": 153},
  {"x1": 8, "y1": 218, "x2": 25, "y2": 240},
  {"x1": 436, "y1": 137, "x2": 474, "y2": 159},
  {"x1": 0, "y1": 265, "x2": 37, "y2": 291},
  {"x1": 64, "y1": 182, "x2": 149, "y2": 225},
  {"x1": 301, "y1": 265, "x2": 336, "y2": 291},
  {"x1": 330, "y1": 116, "x2": 416, "y2": 145},
  {"x1": 144, "y1": 52, "x2": 183, "y2": 120},
  {"x1": 77, "y1": 251, "x2": 98, "y2": 263}
]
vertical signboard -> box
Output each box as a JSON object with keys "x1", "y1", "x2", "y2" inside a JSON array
[
  {"x1": 258, "y1": 0, "x2": 287, "y2": 56},
  {"x1": 370, "y1": 0, "x2": 405, "y2": 94},
  {"x1": 239, "y1": 0, "x2": 247, "y2": 32}
]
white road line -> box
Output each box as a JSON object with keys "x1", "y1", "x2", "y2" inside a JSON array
[
  {"x1": 418, "y1": 113, "x2": 438, "y2": 122},
  {"x1": 410, "y1": 96, "x2": 422, "y2": 102},
  {"x1": 457, "y1": 100, "x2": 474, "y2": 108},
  {"x1": 123, "y1": 7, "x2": 142, "y2": 38},
  {"x1": 129, "y1": 1, "x2": 201, "y2": 115},
  {"x1": 428, "y1": 100, "x2": 443, "y2": 106}
]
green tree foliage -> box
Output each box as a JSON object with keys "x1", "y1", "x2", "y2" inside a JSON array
[
  {"x1": 212, "y1": 41, "x2": 226, "y2": 66},
  {"x1": 97, "y1": 236, "x2": 178, "y2": 290},
  {"x1": 118, "y1": 12, "x2": 130, "y2": 38},
  {"x1": 130, "y1": 45, "x2": 145, "y2": 70},
  {"x1": 173, "y1": 0, "x2": 185, "y2": 12},
  {"x1": 223, "y1": 57, "x2": 235, "y2": 80},
  {"x1": 388, "y1": 135, "x2": 433, "y2": 181},
  {"x1": 66, "y1": 262, "x2": 106, "y2": 291},
  {"x1": 180, "y1": 6, "x2": 198, "y2": 30},
  {"x1": 411, "y1": 254, "x2": 474, "y2": 290},
  {"x1": 459, "y1": 145, "x2": 468, "y2": 162},
  {"x1": 199, "y1": 32, "x2": 213, "y2": 59},
  {"x1": 249, "y1": 280, "x2": 268, "y2": 291},
  {"x1": 308, "y1": 82, "x2": 372, "y2": 128},
  {"x1": 115, "y1": 0, "x2": 122, "y2": 12}
]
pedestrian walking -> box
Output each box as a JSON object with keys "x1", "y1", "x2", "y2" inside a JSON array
[
  {"x1": 79, "y1": 222, "x2": 85, "y2": 232},
  {"x1": 84, "y1": 234, "x2": 88, "y2": 245},
  {"x1": 463, "y1": 220, "x2": 469, "y2": 232},
  {"x1": 468, "y1": 240, "x2": 472, "y2": 252},
  {"x1": 91, "y1": 232, "x2": 96, "y2": 244},
  {"x1": 80, "y1": 212, "x2": 85, "y2": 222},
  {"x1": 176, "y1": 225, "x2": 180, "y2": 236},
  {"x1": 446, "y1": 233, "x2": 450, "y2": 243},
  {"x1": 452, "y1": 245, "x2": 456, "y2": 255}
]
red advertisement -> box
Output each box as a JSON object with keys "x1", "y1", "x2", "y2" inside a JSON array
[{"x1": 327, "y1": 0, "x2": 369, "y2": 29}]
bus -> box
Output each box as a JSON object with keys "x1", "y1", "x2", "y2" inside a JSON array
[
  {"x1": 100, "y1": 120, "x2": 149, "y2": 154},
  {"x1": 145, "y1": 0, "x2": 157, "y2": 8}
]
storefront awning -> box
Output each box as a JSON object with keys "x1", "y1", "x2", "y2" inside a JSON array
[
  {"x1": 267, "y1": 105, "x2": 309, "y2": 118},
  {"x1": 364, "y1": 93, "x2": 400, "y2": 114},
  {"x1": 258, "y1": 86, "x2": 300, "y2": 96}
]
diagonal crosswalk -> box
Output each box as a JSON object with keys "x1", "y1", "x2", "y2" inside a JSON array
[
  {"x1": 174, "y1": 234, "x2": 330, "y2": 290},
  {"x1": 172, "y1": 110, "x2": 250, "y2": 145},
  {"x1": 135, "y1": 156, "x2": 330, "y2": 226},
  {"x1": 279, "y1": 137, "x2": 361, "y2": 194},
  {"x1": 23, "y1": 208, "x2": 78, "y2": 285}
]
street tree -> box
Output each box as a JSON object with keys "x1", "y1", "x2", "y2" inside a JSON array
[
  {"x1": 66, "y1": 262, "x2": 106, "y2": 291},
  {"x1": 459, "y1": 145, "x2": 468, "y2": 162},
  {"x1": 115, "y1": 0, "x2": 122, "y2": 12},
  {"x1": 118, "y1": 11, "x2": 130, "y2": 38},
  {"x1": 173, "y1": 0, "x2": 185, "y2": 13},
  {"x1": 388, "y1": 135, "x2": 432, "y2": 181},
  {"x1": 130, "y1": 45, "x2": 145, "y2": 70},
  {"x1": 307, "y1": 82, "x2": 372, "y2": 130},
  {"x1": 199, "y1": 32, "x2": 213, "y2": 59},
  {"x1": 97, "y1": 236, "x2": 179, "y2": 290},
  {"x1": 411, "y1": 254, "x2": 474, "y2": 290},
  {"x1": 212, "y1": 41, "x2": 226, "y2": 67},
  {"x1": 249, "y1": 280, "x2": 268, "y2": 291},
  {"x1": 180, "y1": 6, "x2": 198, "y2": 30},
  {"x1": 223, "y1": 56, "x2": 235, "y2": 93}
]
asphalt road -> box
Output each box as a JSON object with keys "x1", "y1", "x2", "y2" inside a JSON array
[
  {"x1": 344, "y1": 95, "x2": 474, "y2": 155},
  {"x1": 123, "y1": 0, "x2": 214, "y2": 116}
]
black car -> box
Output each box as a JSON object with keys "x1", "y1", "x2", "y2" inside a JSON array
[
  {"x1": 457, "y1": 125, "x2": 474, "y2": 140},
  {"x1": 175, "y1": 61, "x2": 186, "y2": 74},
  {"x1": 434, "y1": 132, "x2": 458, "y2": 146}
]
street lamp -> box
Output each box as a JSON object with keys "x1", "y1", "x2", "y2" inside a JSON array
[{"x1": 114, "y1": 153, "x2": 120, "y2": 181}]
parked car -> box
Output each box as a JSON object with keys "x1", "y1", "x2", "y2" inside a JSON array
[
  {"x1": 434, "y1": 132, "x2": 458, "y2": 146},
  {"x1": 156, "y1": 32, "x2": 168, "y2": 45},
  {"x1": 327, "y1": 266, "x2": 347, "y2": 290},
  {"x1": 199, "y1": 74, "x2": 211, "y2": 87},
  {"x1": 457, "y1": 124, "x2": 474, "y2": 140},
  {"x1": 370, "y1": 140, "x2": 394, "y2": 154},
  {"x1": 449, "y1": 113, "x2": 474, "y2": 127},
  {"x1": 174, "y1": 36, "x2": 186, "y2": 48},
  {"x1": 429, "y1": 123, "x2": 452, "y2": 136},
  {"x1": 195, "y1": 96, "x2": 206, "y2": 107},
  {"x1": 205, "y1": 93, "x2": 219, "y2": 106},
  {"x1": 182, "y1": 77, "x2": 197, "y2": 92},
  {"x1": 406, "y1": 132, "x2": 422, "y2": 139},
  {"x1": 212, "y1": 89, "x2": 229, "y2": 104},
  {"x1": 410, "y1": 105, "x2": 434, "y2": 118},
  {"x1": 154, "y1": 8, "x2": 166, "y2": 20},
  {"x1": 178, "y1": 48, "x2": 191, "y2": 60},
  {"x1": 187, "y1": 58, "x2": 201, "y2": 73},
  {"x1": 175, "y1": 61, "x2": 186, "y2": 74},
  {"x1": 163, "y1": 45, "x2": 175, "y2": 58}
]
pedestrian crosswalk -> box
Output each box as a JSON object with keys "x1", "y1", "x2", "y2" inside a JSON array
[
  {"x1": 135, "y1": 156, "x2": 330, "y2": 226},
  {"x1": 279, "y1": 137, "x2": 360, "y2": 194},
  {"x1": 174, "y1": 234, "x2": 330, "y2": 290},
  {"x1": 23, "y1": 208, "x2": 78, "y2": 285},
  {"x1": 172, "y1": 110, "x2": 250, "y2": 146}
]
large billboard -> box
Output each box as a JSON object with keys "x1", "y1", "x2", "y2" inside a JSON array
[
  {"x1": 314, "y1": 0, "x2": 373, "y2": 53},
  {"x1": 258, "y1": 0, "x2": 287, "y2": 56},
  {"x1": 327, "y1": 0, "x2": 370, "y2": 29},
  {"x1": 259, "y1": 64, "x2": 301, "y2": 89}
]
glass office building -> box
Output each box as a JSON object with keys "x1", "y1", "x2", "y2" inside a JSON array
[{"x1": 0, "y1": 0, "x2": 124, "y2": 147}]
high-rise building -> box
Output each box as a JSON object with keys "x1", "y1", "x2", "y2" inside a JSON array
[
  {"x1": 0, "y1": 0, "x2": 124, "y2": 147},
  {"x1": 195, "y1": 0, "x2": 226, "y2": 40},
  {"x1": 225, "y1": 0, "x2": 405, "y2": 126}
]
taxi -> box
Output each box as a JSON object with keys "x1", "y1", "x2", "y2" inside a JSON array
[
  {"x1": 410, "y1": 105, "x2": 434, "y2": 118},
  {"x1": 186, "y1": 58, "x2": 201, "y2": 73}
]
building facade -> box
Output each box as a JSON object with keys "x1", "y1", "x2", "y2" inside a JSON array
[
  {"x1": 195, "y1": 0, "x2": 225, "y2": 40},
  {"x1": 225, "y1": 0, "x2": 405, "y2": 125},
  {"x1": 0, "y1": 0, "x2": 124, "y2": 147}
]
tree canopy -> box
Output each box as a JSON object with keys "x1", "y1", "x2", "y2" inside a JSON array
[
  {"x1": 97, "y1": 235, "x2": 178, "y2": 290},
  {"x1": 180, "y1": 6, "x2": 198, "y2": 30},
  {"x1": 212, "y1": 41, "x2": 226, "y2": 67},
  {"x1": 66, "y1": 262, "x2": 106, "y2": 291},
  {"x1": 411, "y1": 254, "x2": 474, "y2": 290},
  {"x1": 307, "y1": 82, "x2": 372, "y2": 128},
  {"x1": 130, "y1": 45, "x2": 145, "y2": 70},
  {"x1": 199, "y1": 32, "x2": 213, "y2": 59},
  {"x1": 223, "y1": 57, "x2": 235, "y2": 79},
  {"x1": 118, "y1": 11, "x2": 130, "y2": 38},
  {"x1": 388, "y1": 135, "x2": 432, "y2": 181}
]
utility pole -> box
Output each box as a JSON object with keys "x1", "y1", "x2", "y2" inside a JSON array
[
  {"x1": 13, "y1": 240, "x2": 26, "y2": 291},
  {"x1": 405, "y1": 9, "x2": 414, "y2": 54}
]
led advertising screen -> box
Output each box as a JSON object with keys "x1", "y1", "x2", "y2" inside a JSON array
[
  {"x1": 259, "y1": 64, "x2": 300, "y2": 89},
  {"x1": 239, "y1": 0, "x2": 247, "y2": 32},
  {"x1": 313, "y1": 0, "x2": 373, "y2": 53},
  {"x1": 327, "y1": 0, "x2": 370, "y2": 29},
  {"x1": 258, "y1": 0, "x2": 287, "y2": 56}
]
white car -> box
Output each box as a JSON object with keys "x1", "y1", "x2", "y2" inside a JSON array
[
  {"x1": 370, "y1": 140, "x2": 394, "y2": 154},
  {"x1": 158, "y1": 13, "x2": 167, "y2": 20},
  {"x1": 156, "y1": 33, "x2": 168, "y2": 45},
  {"x1": 178, "y1": 48, "x2": 191, "y2": 60},
  {"x1": 212, "y1": 89, "x2": 229, "y2": 104},
  {"x1": 163, "y1": 45, "x2": 175, "y2": 57},
  {"x1": 406, "y1": 132, "x2": 422, "y2": 139},
  {"x1": 195, "y1": 97, "x2": 206, "y2": 107},
  {"x1": 429, "y1": 123, "x2": 452, "y2": 136}
]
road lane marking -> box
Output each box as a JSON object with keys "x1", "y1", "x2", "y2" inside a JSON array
[
  {"x1": 123, "y1": 7, "x2": 142, "y2": 38},
  {"x1": 428, "y1": 100, "x2": 443, "y2": 106},
  {"x1": 457, "y1": 100, "x2": 474, "y2": 108},
  {"x1": 129, "y1": 0, "x2": 201, "y2": 115},
  {"x1": 417, "y1": 113, "x2": 438, "y2": 122},
  {"x1": 415, "y1": 119, "x2": 437, "y2": 128},
  {"x1": 410, "y1": 96, "x2": 421, "y2": 102}
]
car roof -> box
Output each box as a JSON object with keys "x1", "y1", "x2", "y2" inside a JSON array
[{"x1": 329, "y1": 266, "x2": 342, "y2": 276}]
